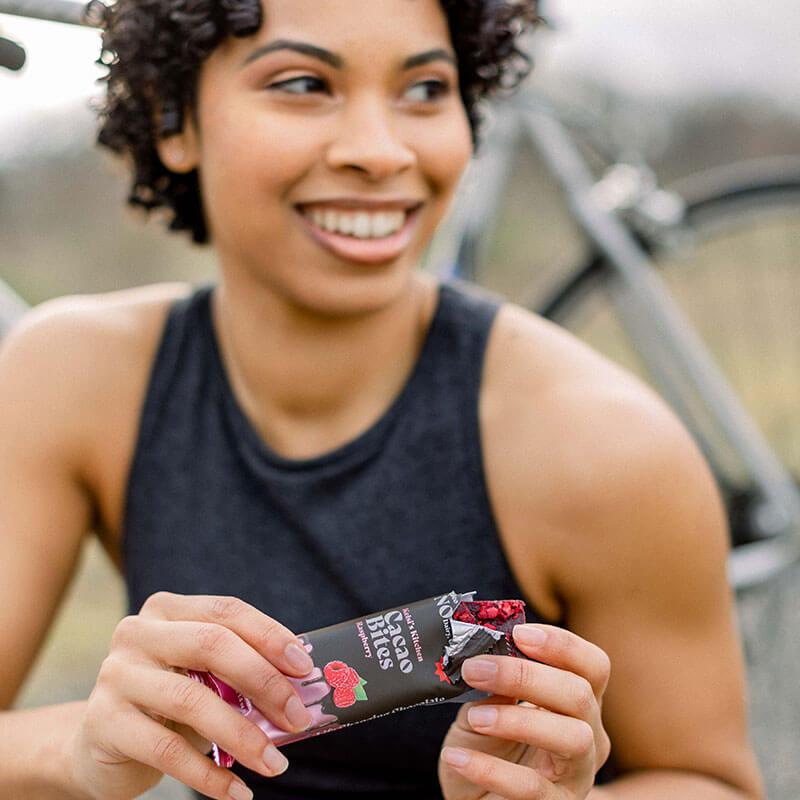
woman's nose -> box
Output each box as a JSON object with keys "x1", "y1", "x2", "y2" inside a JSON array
[{"x1": 325, "y1": 96, "x2": 416, "y2": 181}]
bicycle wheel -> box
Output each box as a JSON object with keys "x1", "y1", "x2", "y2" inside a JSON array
[{"x1": 537, "y1": 158, "x2": 800, "y2": 550}]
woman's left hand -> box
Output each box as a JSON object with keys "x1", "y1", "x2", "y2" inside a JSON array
[{"x1": 439, "y1": 624, "x2": 612, "y2": 800}]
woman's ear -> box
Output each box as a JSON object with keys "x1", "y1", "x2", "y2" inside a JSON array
[{"x1": 156, "y1": 114, "x2": 200, "y2": 173}]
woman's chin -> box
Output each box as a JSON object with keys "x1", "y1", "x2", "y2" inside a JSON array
[{"x1": 270, "y1": 264, "x2": 423, "y2": 320}]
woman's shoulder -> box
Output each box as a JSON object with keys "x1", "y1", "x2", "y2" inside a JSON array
[
  {"x1": 0, "y1": 282, "x2": 193, "y2": 480},
  {"x1": 482, "y1": 300, "x2": 687, "y2": 454},
  {"x1": 1, "y1": 282, "x2": 193, "y2": 378},
  {"x1": 7, "y1": 281, "x2": 193, "y2": 340},
  {"x1": 481, "y1": 301, "x2": 723, "y2": 607}
]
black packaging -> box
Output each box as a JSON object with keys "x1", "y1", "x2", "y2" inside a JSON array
[{"x1": 189, "y1": 590, "x2": 526, "y2": 766}]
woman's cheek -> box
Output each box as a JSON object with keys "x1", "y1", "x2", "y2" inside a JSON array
[{"x1": 423, "y1": 111, "x2": 472, "y2": 191}]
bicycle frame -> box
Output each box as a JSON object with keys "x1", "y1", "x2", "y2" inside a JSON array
[
  {"x1": 430, "y1": 92, "x2": 800, "y2": 589},
  {"x1": 0, "y1": 0, "x2": 93, "y2": 25}
]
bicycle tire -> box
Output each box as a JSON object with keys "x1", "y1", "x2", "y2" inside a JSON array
[{"x1": 536, "y1": 157, "x2": 800, "y2": 552}]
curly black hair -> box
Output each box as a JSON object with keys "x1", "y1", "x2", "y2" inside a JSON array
[{"x1": 95, "y1": 0, "x2": 542, "y2": 244}]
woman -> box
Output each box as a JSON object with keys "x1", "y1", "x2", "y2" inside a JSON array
[{"x1": 0, "y1": 0, "x2": 764, "y2": 798}]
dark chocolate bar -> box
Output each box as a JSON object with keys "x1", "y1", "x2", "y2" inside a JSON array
[{"x1": 189, "y1": 591, "x2": 527, "y2": 766}]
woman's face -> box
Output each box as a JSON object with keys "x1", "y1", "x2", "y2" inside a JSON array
[{"x1": 167, "y1": 0, "x2": 472, "y2": 315}]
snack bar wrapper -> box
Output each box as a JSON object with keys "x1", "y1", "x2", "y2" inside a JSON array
[{"x1": 189, "y1": 590, "x2": 527, "y2": 767}]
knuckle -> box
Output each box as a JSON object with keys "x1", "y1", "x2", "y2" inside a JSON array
[
  {"x1": 252, "y1": 615, "x2": 283, "y2": 653},
  {"x1": 96, "y1": 653, "x2": 127, "y2": 686},
  {"x1": 196, "y1": 623, "x2": 232, "y2": 657},
  {"x1": 472, "y1": 752, "x2": 498, "y2": 783},
  {"x1": 197, "y1": 758, "x2": 222, "y2": 794},
  {"x1": 152, "y1": 732, "x2": 187, "y2": 770},
  {"x1": 110, "y1": 615, "x2": 141, "y2": 649},
  {"x1": 253, "y1": 666, "x2": 286, "y2": 702},
  {"x1": 141, "y1": 590, "x2": 175, "y2": 614},
  {"x1": 207, "y1": 595, "x2": 242, "y2": 624},
  {"x1": 571, "y1": 720, "x2": 595, "y2": 757},
  {"x1": 235, "y1": 719, "x2": 269, "y2": 757},
  {"x1": 571, "y1": 677, "x2": 595, "y2": 717},
  {"x1": 172, "y1": 678, "x2": 209, "y2": 718},
  {"x1": 508, "y1": 658, "x2": 529, "y2": 697}
]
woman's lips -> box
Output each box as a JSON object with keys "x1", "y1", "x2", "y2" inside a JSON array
[{"x1": 294, "y1": 205, "x2": 422, "y2": 265}]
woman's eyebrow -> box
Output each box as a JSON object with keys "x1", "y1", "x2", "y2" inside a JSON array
[
  {"x1": 241, "y1": 40, "x2": 343, "y2": 69},
  {"x1": 401, "y1": 49, "x2": 456, "y2": 70},
  {"x1": 241, "y1": 41, "x2": 455, "y2": 72}
]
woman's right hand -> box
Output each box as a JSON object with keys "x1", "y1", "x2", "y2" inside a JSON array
[{"x1": 64, "y1": 591, "x2": 316, "y2": 800}]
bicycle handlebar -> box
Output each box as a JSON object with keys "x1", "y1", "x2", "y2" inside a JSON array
[{"x1": 0, "y1": 0, "x2": 101, "y2": 27}]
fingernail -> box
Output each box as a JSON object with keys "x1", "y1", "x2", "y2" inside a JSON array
[
  {"x1": 285, "y1": 642, "x2": 314, "y2": 674},
  {"x1": 468, "y1": 706, "x2": 497, "y2": 728},
  {"x1": 228, "y1": 778, "x2": 253, "y2": 800},
  {"x1": 441, "y1": 747, "x2": 470, "y2": 768},
  {"x1": 285, "y1": 695, "x2": 313, "y2": 731},
  {"x1": 514, "y1": 625, "x2": 547, "y2": 647},
  {"x1": 263, "y1": 744, "x2": 289, "y2": 775},
  {"x1": 461, "y1": 658, "x2": 497, "y2": 683}
]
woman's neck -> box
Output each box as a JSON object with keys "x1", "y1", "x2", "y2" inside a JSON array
[{"x1": 211, "y1": 271, "x2": 438, "y2": 460}]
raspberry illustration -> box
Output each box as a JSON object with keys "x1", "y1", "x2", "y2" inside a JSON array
[
  {"x1": 333, "y1": 687, "x2": 357, "y2": 707},
  {"x1": 324, "y1": 661, "x2": 360, "y2": 689},
  {"x1": 324, "y1": 661, "x2": 368, "y2": 707}
]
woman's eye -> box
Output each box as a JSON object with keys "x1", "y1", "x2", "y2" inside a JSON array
[
  {"x1": 404, "y1": 79, "x2": 450, "y2": 103},
  {"x1": 268, "y1": 75, "x2": 328, "y2": 95}
]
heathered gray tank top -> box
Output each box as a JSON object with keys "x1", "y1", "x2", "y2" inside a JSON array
[{"x1": 123, "y1": 281, "x2": 544, "y2": 798}]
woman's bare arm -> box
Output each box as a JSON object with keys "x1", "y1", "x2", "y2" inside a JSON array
[
  {"x1": 0, "y1": 304, "x2": 98, "y2": 795},
  {"x1": 444, "y1": 305, "x2": 765, "y2": 799},
  {"x1": 1, "y1": 294, "x2": 323, "y2": 800}
]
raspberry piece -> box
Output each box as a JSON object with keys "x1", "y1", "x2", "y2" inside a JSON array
[
  {"x1": 453, "y1": 600, "x2": 526, "y2": 655},
  {"x1": 453, "y1": 600, "x2": 525, "y2": 636},
  {"x1": 453, "y1": 606, "x2": 474, "y2": 624},
  {"x1": 333, "y1": 687, "x2": 356, "y2": 708},
  {"x1": 455, "y1": 600, "x2": 525, "y2": 630}
]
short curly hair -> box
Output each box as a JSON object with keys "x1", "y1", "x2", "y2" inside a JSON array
[{"x1": 95, "y1": 0, "x2": 542, "y2": 244}]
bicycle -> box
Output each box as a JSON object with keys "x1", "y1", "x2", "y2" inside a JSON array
[{"x1": 2, "y1": 0, "x2": 800, "y2": 590}]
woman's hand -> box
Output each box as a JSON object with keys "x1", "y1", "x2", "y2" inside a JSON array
[
  {"x1": 64, "y1": 591, "x2": 316, "y2": 800},
  {"x1": 439, "y1": 624, "x2": 611, "y2": 800}
]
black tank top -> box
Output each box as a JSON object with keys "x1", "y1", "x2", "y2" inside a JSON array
[{"x1": 123, "y1": 281, "x2": 546, "y2": 798}]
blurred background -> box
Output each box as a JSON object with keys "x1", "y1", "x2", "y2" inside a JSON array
[{"x1": 1, "y1": 0, "x2": 799, "y2": 797}]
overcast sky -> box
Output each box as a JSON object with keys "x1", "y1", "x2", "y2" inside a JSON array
[{"x1": 1, "y1": 0, "x2": 798, "y2": 155}]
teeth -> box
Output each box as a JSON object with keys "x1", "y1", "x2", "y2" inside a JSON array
[
  {"x1": 338, "y1": 214, "x2": 355, "y2": 235},
  {"x1": 324, "y1": 209, "x2": 338, "y2": 231},
  {"x1": 303, "y1": 208, "x2": 408, "y2": 239},
  {"x1": 353, "y1": 212, "x2": 371, "y2": 239}
]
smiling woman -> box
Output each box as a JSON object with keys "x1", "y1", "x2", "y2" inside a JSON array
[
  {"x1": 151, "y1": 1, "x2": 473, "y2": 316},
  {"x1": 96, "y1": 0, "x2": 538, "y2": 245},
  {"x1": 0, "y1": 1, "x2": 765, "y2": 800}
]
